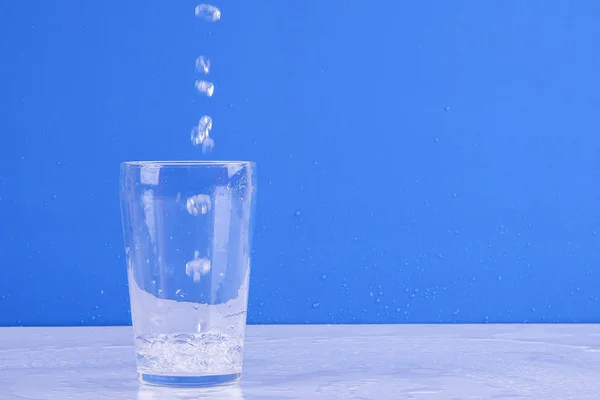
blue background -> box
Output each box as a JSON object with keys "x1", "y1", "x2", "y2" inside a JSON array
[{"x1": 1, "y1": 1, "x2": 599, "y2": 326}]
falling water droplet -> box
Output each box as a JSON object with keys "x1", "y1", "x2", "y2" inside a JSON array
[
  {"x1": 196, "y1": 56, "x2": 210, "y2": 74},
  {"x1": 202, "y1": 137, "x2": 215, "y2": 153},
  {"x1": 186, "y1": 251, "x2": 211, "y2": 282},
  {"x1": 191, "y1": 116, "x2": 213, "y2": 146},
  {"x1": 195, "y1": 4, "x2": 221, "y2": 22},
  {"x1": 186, "y1": 194, "x2": 211, "y2": 216},
  {"x1": 195, "y1": 80, "x2": 214, "y2": 97}
]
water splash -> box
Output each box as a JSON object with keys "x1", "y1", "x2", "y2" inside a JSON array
[
  {"x1": 195, "y1": 4, "x2": 221, "y2": 22},
  {"x1": 135, "y1": 332, "x2": 242, "y2": 374}
]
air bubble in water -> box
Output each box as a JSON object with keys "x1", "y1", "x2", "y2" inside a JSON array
[
  {"x1": 195, "y1": 4, "x2": 221, "y2": 22},
  {"x1": 186, "y1": 194, "x2": 211, "y2": 216},
  {"x1": 202, "y1": 137, "x2": 215, "y2": 154},
  {"x1": 195, "y1": 80, "x2": 214, "y2": 97},
  {"x1": 196, "y1": 56, "x2": 210, "y2": 74},
  {"x1": 191, "y1": 115, "x2": 213, "y2": 146},
  {"x1": 186, "y1": 250, "x2": 211, "y2": 282}
]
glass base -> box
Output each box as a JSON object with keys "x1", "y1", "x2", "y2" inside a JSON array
[{"x1": 138, "y1": 372, "x2": 241, "y2": 387}]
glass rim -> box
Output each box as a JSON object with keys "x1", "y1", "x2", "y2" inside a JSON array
[{"x1": 121, "y1": 160, "x2": 256, "y2": 168}]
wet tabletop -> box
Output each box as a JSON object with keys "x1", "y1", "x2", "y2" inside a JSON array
[{"x1": 1, "y1": 324, "x2": 600, "y2": 399}]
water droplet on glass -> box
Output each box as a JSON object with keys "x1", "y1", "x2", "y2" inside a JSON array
[
  {"x1": 195, "y1": 4, "x2": 221, "y2": 22},
  {"x1": 295, "y1": 210, "x2": 301, "y2": 216},
  {"x1": 312, "y1": 303, "x2": 320, "y2": 308},
  {"x1": 186, "y1": 194, "x2": 211, "y2": 216},
  {"x1": 321, "y1": 274, "x2": 327, "y2": 280},
  {"x1": 445, "y1": 106, "x2": 451, "y2": 112},
  {"x1": 191, "y1": 115, "x2": 213, "y2": 146},
  {"x1": 202, "y1": 137, "x2": 215, "y2": 153},
  {"x1": 195, "y1": 80, "x2": 214, "y2": 97},
  {"x1": 195, "y1": 56, "x2": 210, "y2": 74}
]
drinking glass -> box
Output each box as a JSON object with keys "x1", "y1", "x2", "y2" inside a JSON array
[{"x1": 120, "y1": 161, "x2": 256, "y2": 387}]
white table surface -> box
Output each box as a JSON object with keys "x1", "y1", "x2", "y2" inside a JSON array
[{"x1": 1, "y1": 324, "x2": 600, "y2": 399}]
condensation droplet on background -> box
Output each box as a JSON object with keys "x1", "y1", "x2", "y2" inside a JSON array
[
  {"x1": 195, "y1": 80, "x2": 214, "y2": 97},
  {"x1": 191, "y1": 115, "x2": 213, "y2": 146},
  {"x1": 195, "y1": 4, "x2": 221, "y2": 22},
  {"x1": 196, "y1": 56, "x2": 210, "y2": 74},
  {"x1": 186, "y1": 194, "x2": 212, "y2": 216}
]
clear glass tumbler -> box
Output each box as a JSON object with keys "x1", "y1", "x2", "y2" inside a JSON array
[{"x1": 119, "y1": 161, "x2": 256, "y2": 387}]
